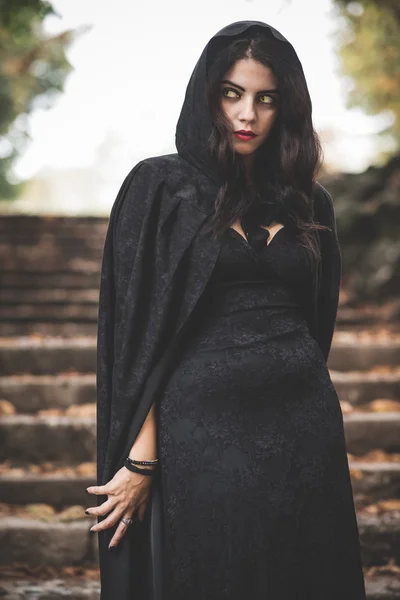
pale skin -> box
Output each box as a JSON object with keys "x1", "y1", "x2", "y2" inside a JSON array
[
  {"x1": 86, "y1": 57, "x2": 283, "y2": 549},
  {"x1": 221, "y1": 58, "x2": 284, "y2": 242}
]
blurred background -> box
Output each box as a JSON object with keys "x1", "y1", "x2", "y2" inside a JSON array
[{"x1": 0, "y1": 1, "x2": 399, "y2": 598}]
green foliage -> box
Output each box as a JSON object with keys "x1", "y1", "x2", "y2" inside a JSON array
[
  {"x1": 333, "y1": 0, "x2": 400, "y2": 144},
  {"x1": 0, "y1": 1, "x2": 83, "y2": 200}
]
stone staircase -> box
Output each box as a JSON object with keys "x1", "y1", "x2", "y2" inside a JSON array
[
  {"x1": 0, "y1": 216, "x2": 400, "y2": 598},
  {"x1": 0, "y1": 216, "x2": 105, "y2": 338}
]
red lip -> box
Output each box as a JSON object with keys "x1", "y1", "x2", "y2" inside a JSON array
[
  {"x1": 234, "y1": 130, "x2": 256, "y2": 141},
  {"x1": 235, "y1": 130, "x2": 256, "y2": 136}
]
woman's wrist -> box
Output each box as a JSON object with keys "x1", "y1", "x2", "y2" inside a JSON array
[
  {"x1": 127, "y1": 457, "x2": 158, "y2": 466},
  {"x1": 128, "y1": 402, "x2": 157, "y2": 463},
  {"x1": 126, "y1": 456, "x2": 158, "y2": 471},
  {"x1": 123, "y1": 457, "x2": 157, "y2": 476}
]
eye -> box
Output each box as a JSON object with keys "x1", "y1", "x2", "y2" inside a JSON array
[
  {"x1": 222, "y1": 87, "x2": 240, "y2": 99},
  {"x1": 259, "y1": 94, "x2": 276, "y2": 105}
]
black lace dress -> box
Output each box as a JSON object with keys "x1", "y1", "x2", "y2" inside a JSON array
[{"x1": 157, "y1": 225, "x2": 366, "y2": 600}]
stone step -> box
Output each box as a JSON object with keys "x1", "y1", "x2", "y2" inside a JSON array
[
  {"x1": 328, "y1": 339, "x2": 400, "y2": 371},
  {"x1": 0, "y1": 215, "x2": 108, "y2": 232},
  {"x1": 337, "y1": 310, "x2": 400, "y2": 327},
  {"x1": 0, "y1": 239, "x2": 104, "y2": 254},
  {"x1": 0, "y1": 517, "x2": 98, "y2": 567},
  {"x1": 0, "y1": 338, "x2": 96, "y2": 376},
  {"x1": 0, "y1": 413, "x2": 399, "y2": 465},
  {"x1": 332, "y1": 369, "x2": 400, "y2": 406},
  {"x1": 1, "y1": 257, "x2": 100, "y2": 273},
  {"x1": 0, "y1": 272, "x2": 100, "y2": 289},
  {"x1": 0, "y1": 472, "x2": 94, "y2": 507},
  {"x1": 1, "y1": 335, "x2": 399, "y2": 375},
  {"x1": 0, "y1": 416, "x2": 96, "y2": 464},
  {"x1": 0, "y1": 289, "x2": 99, "y2": 304},
  {"x1": 0, "y1": 322, "x2": 97, "y2": 337},
  {"x1": 0, "y1": 224, "x2": 105, "y2": 235},
  {"x1": 365, "y1": 575, "x2": 400, "y2": 599},
  {"x1": 350, "y1": 463, "x2": 400, "y2": 507},
  {"x1": 345, "y1": 413, "x2": 400, "y2": 456},
  {"x1": 0, "y1": 304, "x2": 98, "y2": 322},
  {"x1": 0, "y1": 511, "x2": 399, "y2": 569},
  {"x1": 0, "y1": 374, "x2": 96, "y2": 413},
  {"x1": 0, "y1": 576, "x2": 399, "y2": 600},
  {"x1": 0, "y1": 225, "x2": 107, "y2": 241},
  {"x1": 0, "y1": 577, "x2": 100, "y2": 600},
  {"x1": 2, "y1": 369, "x2": 399, "y2": 414},
  {"x1": 359, "y1": 511, "x2": 400, "y2": 566},
  {"x1": 0, "y1": 233, "x2": 104, "y2": 245},
  {"x1": 337, "y1": 302, "x2": 400, "y2": 328},
  {"x1": 2, "y1": 257, "x2": 102, "y2": 273},
  {"x1": 0, "y1": 462, "x2": 399, "y2": 509}
]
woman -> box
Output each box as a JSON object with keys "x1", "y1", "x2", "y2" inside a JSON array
[{"x1": 87, "y1": 20, "x2": 366, "y2": 600}]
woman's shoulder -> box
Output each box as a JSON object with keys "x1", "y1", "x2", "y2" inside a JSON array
[
  {"x1": 113, "y1": 153, "x2": 204, "y2": 229},
  {"x1": 116, "y1": 153, "x2": 192, "y2": 204},
  {"x1": 124, "y1": 153, "x2": 216, "y2": 216}
]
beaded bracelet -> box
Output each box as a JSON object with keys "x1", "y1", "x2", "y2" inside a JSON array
[
  {"x1": 123, "y1": 457, "x2": 155, "y2": 476},
  {"x1": 127, "y1": 456, "x2": 159, "y2": 466}
]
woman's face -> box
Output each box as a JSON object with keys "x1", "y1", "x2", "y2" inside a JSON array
[{"x1": 220, "y1": 58, "x2": 279, "y2": 159}]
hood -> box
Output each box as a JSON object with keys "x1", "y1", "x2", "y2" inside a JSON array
[{"x1": 175, "y1": 20, "x2": 299, "y2": 185}]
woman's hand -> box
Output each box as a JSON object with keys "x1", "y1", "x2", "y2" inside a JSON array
[{"x1": 85, "y1": 465, "x2": 154, "y2": 549}]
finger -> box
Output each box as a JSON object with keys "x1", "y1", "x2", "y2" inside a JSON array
[
  {"x1": 90, "y1": 507, "x2": 121, "y2": 532},
  {"x1": 86, "y1": 497, "x2": 116, "y2": 517},
  {"x1": 86, "y1": 485, "x2": 113, "y2": 496},
  {"x1": 90, "y1": 506, "x2": 130, "y2": 533},
  {"x1": 108, "y1": 515, "x2": 135, "y2": 548}
]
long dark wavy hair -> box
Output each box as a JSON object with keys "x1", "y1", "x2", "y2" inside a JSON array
[{"x1": 202, "y1": 30, "x2": 331, "y2": 258}]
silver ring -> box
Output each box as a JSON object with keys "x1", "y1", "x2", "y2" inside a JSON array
[{"x1": 121, "y1": 516, "x2": 133, "y2": 527}]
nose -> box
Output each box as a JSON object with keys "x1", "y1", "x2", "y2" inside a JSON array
[{"x1": 238, "y1": 97, "x2": 256, "y2": 123}]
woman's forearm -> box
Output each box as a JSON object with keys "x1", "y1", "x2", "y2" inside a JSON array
[{"x1": 128, "y1": 401, "x2": 157, "y2": 460}]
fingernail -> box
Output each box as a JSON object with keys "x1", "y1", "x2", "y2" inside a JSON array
[
  {"x1": 108, "y1": 545, "x2": 117, "y2": 552},
  {"x1": 85, "y1": 509, "x2": 90, "y2": 515},
  {"x1": 85, "y1": 489, "x2": 90, "y2": 494}
]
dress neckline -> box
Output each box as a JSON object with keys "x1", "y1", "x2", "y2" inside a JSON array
[{"x1": 228, "y1": 225, "x2": 286, "y2": 251}]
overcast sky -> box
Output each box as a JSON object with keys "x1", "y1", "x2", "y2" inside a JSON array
[{"x1": 10, "y1": 0, "x2": 390, "y2": 214}]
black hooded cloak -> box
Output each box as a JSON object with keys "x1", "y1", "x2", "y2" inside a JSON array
[{"x1": 96, "y1": 20, "x2": 346, "y2": 600}]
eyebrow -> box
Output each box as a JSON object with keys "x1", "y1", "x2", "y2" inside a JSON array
[{"x1": 221, "y1": 79, "x2": 280, "y2": 94}]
